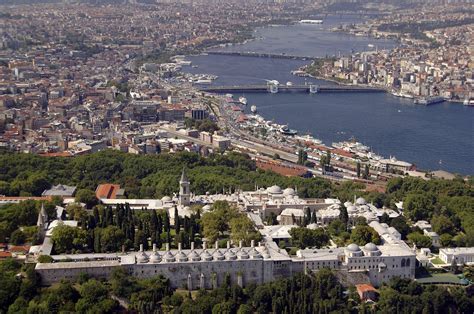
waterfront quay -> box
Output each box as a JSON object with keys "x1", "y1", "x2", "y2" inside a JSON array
[{"x1": 199, "y1": 84, "x2": 386, "y2": 94}]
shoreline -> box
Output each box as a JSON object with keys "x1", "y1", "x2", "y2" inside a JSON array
[{"x1": 301, "y1": 71, "x2": 467, "y2": 105}]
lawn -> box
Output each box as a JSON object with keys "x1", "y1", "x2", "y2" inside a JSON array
[{"x1": 430, "y1": 257, "x2": 446, "y2": 265}]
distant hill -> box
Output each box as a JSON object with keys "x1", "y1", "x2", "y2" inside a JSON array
[{"x1": 0, "y1": 0, "x2": 157, "y2": 4}]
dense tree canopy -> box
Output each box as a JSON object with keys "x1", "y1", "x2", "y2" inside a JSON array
[
  {"x1": 0, "y1": 150, "x2": 336, "y2": 199},
  {"x1": 350, "y1": 225, "x2": 381, "y2": 246},
  {"x1": 289, "y1": 227, "x2": 330, "y2": 249}
]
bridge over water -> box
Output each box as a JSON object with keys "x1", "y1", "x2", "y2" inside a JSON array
[
  {"x1": 199, "y1": 84, "x2": 386, "y2": 94},
  {"x1": 206, "y1": 51, "x2": 314, "y2": 61}
]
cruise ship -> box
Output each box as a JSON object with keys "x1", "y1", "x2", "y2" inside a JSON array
[{"x1": 414, "y1": 96, "x2": 445, "y2": 105}]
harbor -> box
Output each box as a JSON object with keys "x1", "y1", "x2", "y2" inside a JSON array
[{"x1": 182, "y1": 31, "x2": 473, "y2": 175}]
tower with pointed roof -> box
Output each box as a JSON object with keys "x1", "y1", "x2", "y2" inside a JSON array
[
  {"x1": 179, "y1": 168, "x2": 190, "y2": 206},
  {"x1": 36, "y1": 203, "x2": 48, "y2": 242}
]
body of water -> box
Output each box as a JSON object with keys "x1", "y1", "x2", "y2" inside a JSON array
[{"x1": 184, "y1": 17, "x2": 473, "y2": 175}]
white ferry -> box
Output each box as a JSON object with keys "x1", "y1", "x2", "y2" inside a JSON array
[{"x1": 299, "y1": 19, "x2": 323, "y2": 24}]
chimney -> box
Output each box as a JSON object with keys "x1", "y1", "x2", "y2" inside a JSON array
[
  {"x1": 191, "y1": 242, "x2": 195, "y2": 250},
  {"x1": 215, "y1": 241, "x2": 218, "y2": 249},
  {"x1": 251, "y1": 240, "x2": 255, "y2": 248},
  {"x1": 203, "y1": 241, "x2": 207, "y2": 250},
  {"x1": 178, "y1": 243, "x2": 182, "y2": 251},
  {"x1": 140, "y1": 244, "x2": 144, "y2": 252},
  {"x1": 239, "y1": 241, "x2": 243, "y2": 248},
  {"x1": 166, "y1": 243, "x2": 170, "y2": 251},
  {"x1": 153, "y1": 243, "x2": 157, "y2": 252},
  {"x1": 227, "y1": 241, "x2": 230, "y2": 249}
]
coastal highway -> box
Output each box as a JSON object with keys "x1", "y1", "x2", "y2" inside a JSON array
[{"x1": 161, "y1": 126, "x2": 297, "y2": 162}]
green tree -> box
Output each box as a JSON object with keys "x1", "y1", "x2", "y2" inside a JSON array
[
  {"x1": 51, "y1": 224, "x2": 86, "y2": 253},
  {"x1": 339, "y1": 205, "x2": 348, "y2": 229},
  {"x1": 389, "y1": 216, "x2": 411, "y2": 239},
  {"x1": 407, "y1": 232, "x2": 432, "y2": 248},
  {"x1": 9, "y1": 230, "x2": 26, "y2": 245},
  {"x1": 201, "y1": 201, "x2": 239, "y2": 243},
  {"x1": 229, "y1": 215, "x2": 261, "y2": 246},
  {"x1": 289, "y1": 227, "x2": 329, "y2": 249},
  {"x1": 350, "y1": 225, "x2": 380, "y2": 245},
  {"x1": 75, "y1": 189, "x2": 98, "y2": 209},
  {"x1": 431, "y1": 215, "x2": 456, "y2": 236},
  {"x1": 363, "y1": 164, "x2": 369, "y2": 179},
  {"x1": 110, "y1": 268, "x2": 138, "y2": 299},
  {"x1": 328, "y1": 219, "x2": 346, "y2": 236},
  {"x1": 439, "y1": 233, "x2": 452, "y2": 247},
  {"x1": 404, "y1": 193, "x2": 434, "y2": 221},
  {"x1": 100, "y1": 226, "x2": 125, "y2": 252}
]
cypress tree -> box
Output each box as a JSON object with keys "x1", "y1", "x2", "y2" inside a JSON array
[
  {"x1": 164, "y1": 212, "x2": 170, "y2": 232},
  {"x1": 157, "y1": 214, "x2": 163, "y2": 234}
]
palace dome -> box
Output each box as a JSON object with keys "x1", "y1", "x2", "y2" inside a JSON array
[
  {"x1": 346, "y1": 243, "x2": 361, "y2": 252},
  {"x1": 267, "y1": 185, "x2": 282, "y2": 194}
]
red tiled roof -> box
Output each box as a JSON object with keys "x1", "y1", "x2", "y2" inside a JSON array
[
  {"x1": 356, "y1": 284, "x2": 377, "y2": 293},
  {"x1": 331, "y1": 148, "x2": 354, "y2": 158},
  {"x1": 0, "y1": 196, "x2": 52, "y2": 201},
  {"x1": 39, "y1": 151, "x2": 73, "y2": 157},
  {"x1": 256, "y1": 159, "x2": 308, "y2": 177},
  {"x1": 0, "y1": 252, "x2": 12, "y2": 258},
  {"x1": 9, "y1": 245, "x2": 30, "y2": 253},
  {"x1": 96, "y1": 184, "x2": 121, "y2": 199}
]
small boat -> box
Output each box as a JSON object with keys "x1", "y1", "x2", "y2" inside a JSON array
[
  {"x1": 194, "y1": 79, "x2": 212, "y2": 85},
  {"x1": 286, "y1": 81, "x2": 293, "y2": 86},
  {"x1": 239, "y1": 96, "x2": 248, "y2": 105},
  {"x1": 250, "y1": 105, "x2": 257, "y2": 113}
]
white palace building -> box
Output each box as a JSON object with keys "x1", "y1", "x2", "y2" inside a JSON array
[
  {"x1": 34, "y1": 170, "x2": 415, "y2": 288},
  {"x1": 36, "y1": 239, "x2": 415, "y2": 288}
]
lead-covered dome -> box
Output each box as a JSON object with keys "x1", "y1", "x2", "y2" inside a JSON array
[
  {"x1": 347, "y1": 243, "x2": 361, "y2": 252},
  {"x1": 161, "y1": 196, "x2": 172, "y2": 202},
  {"x1": 364, "y1": 243, "x2": 378, "y2": 251},
  {"x1": 267, "y1": 185, "x2": 282, "y2": 194},
  {"x1": 347, "y1": 205, "x2": 357, "y2": 213},
  {"x1": 356, "y1": 197, "x2": 367, "y2": 205}
]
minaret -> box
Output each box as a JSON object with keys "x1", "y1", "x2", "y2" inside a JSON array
[{"x1": 179, "y1": 168, "x2": 190, "y2": 206}]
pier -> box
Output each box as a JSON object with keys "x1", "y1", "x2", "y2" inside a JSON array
[{"x1": 199, "y1": 84, "x2": 386, "y2": 94}]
